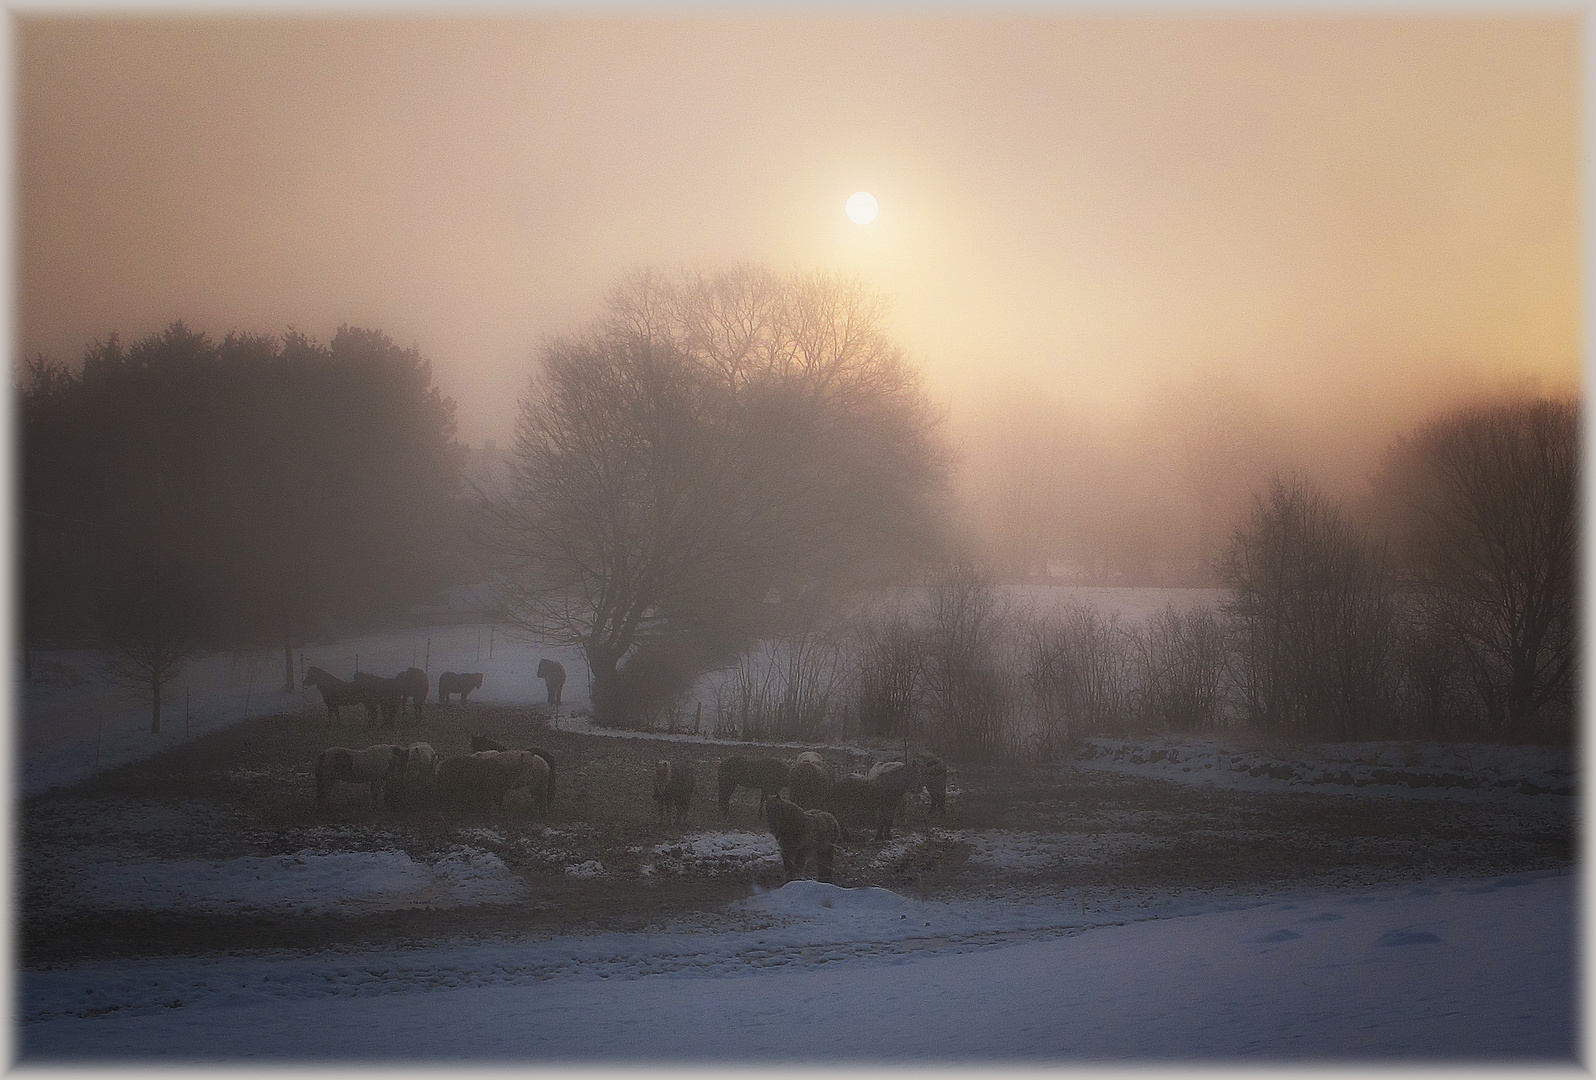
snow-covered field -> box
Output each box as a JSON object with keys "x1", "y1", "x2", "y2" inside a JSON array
[
  {"x1": 18, "y1": 622, "x2": 591, "y2": 798},
  {"x1": 20, "y1": 869, "x2": 1575, "y2": 1060},
  {"x1": 16, "y1": 588, "x2": 1581, "y2": 1063}
]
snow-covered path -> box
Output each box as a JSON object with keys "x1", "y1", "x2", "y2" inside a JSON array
[{"x1": 21, "y1": 869, "x2": 1575, "y2": 1062}]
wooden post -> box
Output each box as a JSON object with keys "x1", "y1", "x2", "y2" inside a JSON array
[
  {"x1": 425, "y1": 638, "x2": 431, "y2": 676},
  {"x1": 186, "y1": 688, "x2": 191, "y2": 740},
  {"x1": 489, "y1": 625, "x2": 495, "y2": 659},
  {"x1": 94, "y1": 716, "x2": 102, "y2": 770}
]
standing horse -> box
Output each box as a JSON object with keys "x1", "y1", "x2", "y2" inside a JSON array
[
  {"x1": 304, "y1": 667, "x2": 367, "y2": 723},
  {"x1": 716, "y1": 755, "x2": 790, "y2": 817},
  {"x1": 537, "y1": 659, "x2": 566, "y2": 710},
  {"x1": 351, "y1": 672, "x2": 402, "y2": 727},
  {"x1": 438, "y1": 672, "x2": 484, "y2": 704},
  {"x1": 315, "y1": 744, "x2": 405, "y2": 807},
  {"x1": 471, "y1": 736, "x2": 558, "y2": 807},
  {"x1": 830, "y1": 772, "x2": 907, "y2": 841},
  {"x1": 384, "y1": 742, "x2": 438, "y2": 807},
  {"x1": 395, "y1": 668, "x2": 429, "y2": 718},
  {"x1": 652, "y1": 760, "x2": 695, "y2": 825},
  {"x1": 766, "y1": 794, "x2": 841, "y2": 883},
  {"x1": 788, "y1": 751, "x2": 835, "y2": 812}
]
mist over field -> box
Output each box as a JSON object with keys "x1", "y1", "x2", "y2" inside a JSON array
[{"x1": 14, "y1": 12, "x2": 1580, "y2": 1066}]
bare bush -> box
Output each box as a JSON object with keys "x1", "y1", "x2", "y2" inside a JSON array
[
  {"x1": 1390, "y1": 599, "x2": 1481, "y2": 738},
  {"x1": 855, "y1": 618, "x2": 921, "y2": 739},
  {"x1": 919, "y1": 562, "x2": 1017, "y2": 763},
  {"x1": 713, "y1": 627, "x2": 849, "y2": 742},
  {"x1": 1133, "y1": 605, "x2": 1224, "y2": 734},
  {"x1": 1221, "y1": 476, "x2": 1397, "y2": 740},
  {"x1": 1023, "y1": 603, "x2": 1134, "y2": 757}
]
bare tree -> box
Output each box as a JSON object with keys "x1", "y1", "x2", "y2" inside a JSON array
[
  {"x1": 920, "y1": 561, "x2": 1015, "y2": 762},
  {"x1": 98, "y1": 547, "x2": 203, "y2": 734},
  {"x1": 490, "y1": 266, "x2": 948, "y2": 726},
  {"x1": 1374, "y1": 398, "x2": 1577, "y2": 736},
  {"x1": 856, "y1": 617, "x2": 921, "y2": 739},
  {"x1": 1221, "y1": 476, "x2": 1396, "y2": 740},
  {"x1": 1133, "y1": 604, "x2": 1224, "y2": 734},
  {"x1": 1024, "y1": 603, "x2": 1134, "y2": 754}
]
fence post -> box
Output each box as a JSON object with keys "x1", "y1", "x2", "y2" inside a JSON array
[
  {"x1": 186, "y1": 687, "x2": 191, "y2": 740},
  {"x1": 489, "y1": 625, "x2": 494, "y2": 659},
  {"x1": 94, "y1": 716, "x2": 102, "y2": 771},
  {"x1": 425, "y1": 639, "x2": 431, "y2": 676}
]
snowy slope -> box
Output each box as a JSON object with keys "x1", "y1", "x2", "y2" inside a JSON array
[
  {"x1": 19, "y1": 623, "x2": 588, "y2": 797},
  {"x1": 19, "y1": 869, "x2": 1575, "y2": 1061}
]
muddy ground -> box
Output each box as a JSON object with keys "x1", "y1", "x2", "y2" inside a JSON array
[{"x1": 20, "y1": 701, "x2": 1575, "y2": 966}]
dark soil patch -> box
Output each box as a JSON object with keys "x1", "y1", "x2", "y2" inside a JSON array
[{"x1": 20, "y1": 703, "x2": 1575, "y2": 965}]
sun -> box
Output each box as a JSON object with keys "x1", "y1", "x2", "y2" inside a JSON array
[{"x1": 845, "y1": 191, "x2": 879, "y2": 225}]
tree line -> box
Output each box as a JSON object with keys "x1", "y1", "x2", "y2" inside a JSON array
[
  {"x1": 700, "y1": 396, "x2": 1575, "y2": 759},
  {"x1": 20, "y1": 323, "x2": 465, "y2": 731},
  {"x1": 20, "y1": 266, "x2": 1575, "y2": 750}
]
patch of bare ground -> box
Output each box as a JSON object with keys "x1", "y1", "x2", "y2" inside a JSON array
[{"x1": 21, "y1": 703, "x2": 1573, "y2": 965}]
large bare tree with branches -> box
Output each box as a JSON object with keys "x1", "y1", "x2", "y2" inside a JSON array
[
  {"x1": 1374, "y1": 397, "x2": 1577, "y2": 737},
  {"x1": 491, "y1": 266, "x2": 948, "y2": 725}
]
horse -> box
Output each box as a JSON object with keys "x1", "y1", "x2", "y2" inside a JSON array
[
  {"x1": 716, "y1": 755, "x2": 790, "y2": 817},
  {"x1": 829, "y1": 773, "x2": 906, "y2": 841},
  {"x1": 435, "y1": 752, "x2": 506, "y2": 811},
  {"x1": 652, "y1": 760, "x2": 695, "y2": 825},
  {"x1": 866, "y1": 755, "x2": 949, "y2": 816},
  {"x1": 315, "y1": 744, "x2": 405, "y2": 807},
  {"x1": 303, "y1": 667, "x2": 369, "y2": 723},
  {"x1": 437, "y1": 750, "x2": 549, "y2": 813},
  {"x1": 471, "y1": 736, "x2": 558, "y2": 807},
  {"x1": 384, "y1": 742, "x2": 438, "y2": 807},
  {"x1": 765, "y1": 794, "x2": 841, "y2": 883},
  {"x1": 537, "y1": 658, "x2": 566, "y2": 710},
  {"x1": 438, "y1": 671, "x2": 484, "y2": 704},
  {"x1": 351, "y1": 672, "x2": 402, "y2": 727},
  {"x1": 787, "y1": 751, "x2": 835, "y2": 812},
  {"x1": 395, "y1": 668, "x2": 429, "y2": 717}
]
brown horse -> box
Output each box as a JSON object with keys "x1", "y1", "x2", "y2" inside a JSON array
[
  {"x1": 303, "y1": 667, "x2": 369, "y2": 723},
  {"x1": 350, "y1": 672, "x2": 402, "y2": 727},
  {"x1": 830, "y1": 773, "x2": 906, "y2": 841},
  {"x1": 787, "y1": 751, "x2": 835, "y2": 811},
  {"x1": 716, "y1": 755, "x2": 790, "y2": 817},
  {"x1": 765, "y1": 794, "x2": 841, "y2": 883},
  {"x1": 315, "y1": 744, "x2": 405, "y2": 807},
  {"x1": 438, "y1": 672, "x2": 484, "y2": 704},
  {"x1": 537, "y1": 658, "x2": 566, "y2": 710},
  {"x1": 395, "y1": 668, "x2": 429, "y2": 717},
  {"x1": 471, "y1": 736, "x2": 557, "y2": 807},
  {"x1": 652, "y1": 760, "x2": 695, "y2": 825}
]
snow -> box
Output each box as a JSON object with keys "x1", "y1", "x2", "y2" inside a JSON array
[
  {"x1": 66, "y1": 848, "x2": 527, "y2": 915},
  {"x1": 1076, "y1": 736, "x2": 1577, "y2": 800},
  {"x1": 18, "y1": 869, "x2": 1575, "y2": 1061},
  {"x1": 17, "y1": 590, "x2": 1580, "y2": 1062},
  {"x1": 19, "y1": 620, "x2": 590, "y2": 797}
]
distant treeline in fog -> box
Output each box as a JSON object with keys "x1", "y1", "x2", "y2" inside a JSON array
[{"x1": 18, "y1": 268, "x2": 1576, "y2": 747}]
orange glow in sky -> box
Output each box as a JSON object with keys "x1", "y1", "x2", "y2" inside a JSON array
[{"x1": 17, "y1": 15, "x2": 1580, "y2": 451}]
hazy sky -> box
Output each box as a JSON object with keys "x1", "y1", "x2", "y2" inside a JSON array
[{"x1": 18, "y1": 14, "x2": 1580, "y2": 448}]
